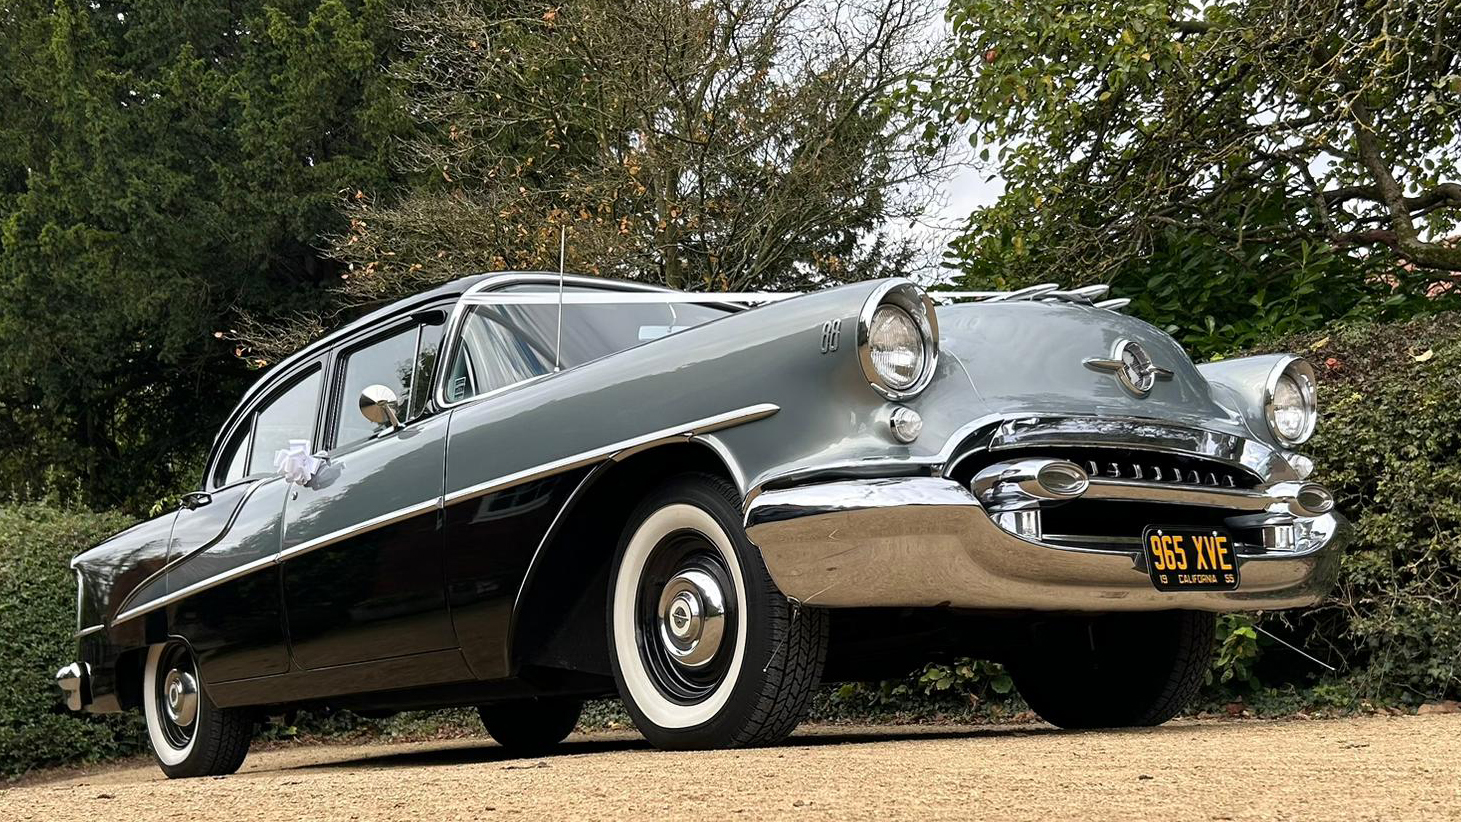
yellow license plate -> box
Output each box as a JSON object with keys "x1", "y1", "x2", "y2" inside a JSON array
[{"x1": 1142, "y1": 526, "x2": 1239, "y2": 591}]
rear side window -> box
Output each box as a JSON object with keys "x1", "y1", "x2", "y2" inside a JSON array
[
  {"x1": 211, "y1": 366, "x2": 323, "y2": 488},
  {"x1": 216, "y1": 425, "x2": 251, "y2": 486},
  {"x1": 247, "y1": 370, "x2": 323, "y2": 474}
]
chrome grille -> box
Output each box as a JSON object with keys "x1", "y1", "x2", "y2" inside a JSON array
[
  {"x1": 955, "y1": 446, "x2": 1261, "y2": 490},
  {"x1": 1079, "y1": 458, "x2": 1239, "y2": 488}
]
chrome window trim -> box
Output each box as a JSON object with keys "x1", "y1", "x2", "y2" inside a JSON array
[
  {"x1": 111, "y1": 404, "x2": 778, "y2": 627},
  {"x1": 207, "y1": 359, "x2": 326, "y2": 492},
  {"x1": 456, "y1": 292, "x2": 797, "y2": 305},
  {"x1": 328, "y1": 318, "x2": 430, "y2": 450}
]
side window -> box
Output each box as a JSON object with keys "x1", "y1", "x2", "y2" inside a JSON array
[
  {"x1": 333, "y1": 319, "x2": 445, "y2": 448},
  {"x1": 445, "y1": 307, "x2": 555, "y2": 403},
  {"x1": 216, "y1": 424, "x2": 251, "y2": 486},
  {"x1": 248, "y1": 370, "x2": 323, "y2": 474},
  {"x1": 411, "y1": 321, "x2": 445, "y2": 418}
]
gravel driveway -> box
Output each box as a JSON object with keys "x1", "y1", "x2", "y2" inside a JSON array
[{"x1": 4, "y1": 715, "x2": 1459, "y2": 821}]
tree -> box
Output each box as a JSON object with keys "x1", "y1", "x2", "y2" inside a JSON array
[
  {"x1": 913, "y1": 0, "x2": 1460, "y2": 349},
  {"x1": 0, "y1": 0, "x2": 409, "y2": 510},
  {"x1": 316, "y1": 0, "x2": 948, "y2": 330}
]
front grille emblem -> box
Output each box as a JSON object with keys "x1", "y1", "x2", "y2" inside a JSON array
[{"x1": 1084, "y1": 339, "x2": 1173, "y2": 396}]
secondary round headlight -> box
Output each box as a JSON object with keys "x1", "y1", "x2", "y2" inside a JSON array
[
  {"x1": 1265, "y1": 358, "x2": 1317, "y2": 446},
  {"x1": 868, "y1": 305, "x2": 924, "y2": 390}
]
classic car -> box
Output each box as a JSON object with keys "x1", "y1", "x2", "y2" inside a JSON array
[{"x1": 55, "y1": 271, "x2": 1349, "y2": 777}]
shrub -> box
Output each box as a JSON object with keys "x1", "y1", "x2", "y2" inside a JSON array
[
  {"x1": 0, "y1": 505, "x2": 142, "y2": 778},
  {"x1": 1260, "y1": 313, "x2": 1461, "y2": 702}
]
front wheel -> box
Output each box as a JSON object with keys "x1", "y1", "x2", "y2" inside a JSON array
[
  {"x1": 1009, "y1": 610, "x2": 1215, "y2": 729},
  {"x1": 607, "y1": 473, "x2": 827, "y2": 749},
  {"x1": 142, "y1": 641, "x2": 254, "y2": 778}
]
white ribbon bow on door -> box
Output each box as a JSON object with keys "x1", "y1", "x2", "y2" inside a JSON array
[{"x1": 273, "y1": 439, "x2": 323, "y2": 486}]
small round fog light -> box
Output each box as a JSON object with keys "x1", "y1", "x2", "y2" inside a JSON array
[{"x1": 888, "y1": 406, "x2": 923, "y2": 443}]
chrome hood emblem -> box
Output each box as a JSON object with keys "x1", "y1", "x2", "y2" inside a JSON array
[{"x1": 1084, "y1": 339, "x2": 1172, "y2": 396}]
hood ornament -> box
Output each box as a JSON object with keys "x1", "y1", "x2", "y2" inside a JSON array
[{"x1": 1085, "y1": 339, "x2": 1172, "y2": 396}]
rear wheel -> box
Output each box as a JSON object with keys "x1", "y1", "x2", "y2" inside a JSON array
[
  {"x1": 607, "y1": 473, "x2": 827, "y2": 749},
  {"x1": 1009, "y1": 610, "x2": 1214, "y2": 729},
  {"x1": 142, "y1": 641, "x2": 253, "y2": 778},
  {"x1": 478, "y1": 698, "x2": 582, "y2": 754}
]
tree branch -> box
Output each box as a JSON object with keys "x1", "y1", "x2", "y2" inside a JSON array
[{"x1": 1353, "y1": 100, "x2": 1461, "y2": 272}]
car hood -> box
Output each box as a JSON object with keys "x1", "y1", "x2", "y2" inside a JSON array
[{"x1": 929, "y1": 301, "x2": 1248, "y2": 436}]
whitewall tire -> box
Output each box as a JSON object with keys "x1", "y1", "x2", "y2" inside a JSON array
[
  {"x1": 607, "y1": 473, "x2": 827, "y2": 749},
  {"x1": 142, "y1": 641, "x2": 253, "y2": 778}
]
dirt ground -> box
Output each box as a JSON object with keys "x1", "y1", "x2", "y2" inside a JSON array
[{"x1": 3, "y1": 715, "x2": 1459, "y2": 821}]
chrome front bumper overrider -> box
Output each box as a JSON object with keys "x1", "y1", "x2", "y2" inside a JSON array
[{"x1": 744, "y1": 477, "x2": 1349, "y2": 612}]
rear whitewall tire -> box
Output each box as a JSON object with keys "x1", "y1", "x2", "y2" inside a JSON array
[
  {"x1": 142, "y1": 640, "x2": 254, "y2": 778},
  {"x1": 143, "y1": 645, "x2": 196, "y2": 767},
  {"x1": 607, "y1": 473, "x2": 828, "y2": 750}
]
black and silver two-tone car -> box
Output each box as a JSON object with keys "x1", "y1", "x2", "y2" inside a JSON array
[{"x1": 55, "y1": 272, "x2": 1348, "y2": 777}]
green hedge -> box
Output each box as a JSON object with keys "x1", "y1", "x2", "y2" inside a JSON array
[
  {"x1": 1264, "y1": 313, "x2": 1461, "y2": 701},
  {"x1": 0, "y1": 505, "x2": 143, "y2": 778}
]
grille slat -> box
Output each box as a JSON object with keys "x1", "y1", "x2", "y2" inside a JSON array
[
  {"x1": 953, "y1": 446, "x2": 1263, "y2": 492},
  {"x1": 1075, "y1": 455, "x2": 1243, "y2": 488}
]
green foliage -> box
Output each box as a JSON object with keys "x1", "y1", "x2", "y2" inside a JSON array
[
  {"x1": 0, "y1": 505, "x2": 141, "y2": 778},
  {"x1": 908, "y1": 0, "x2": 1461, "y2": 342},
  {"x1": 0, "y1": 0, "x2": 410, "y2": 512},
  {"x1": 1211, "y1": 614, "x2": 1262, "y2": 692},
  {"x1": 818, "y1": 658, "x2": 1020, "y2": 720},
  {"x1": 1276, "y1": 314, "x2": 1461, "y2": 701},
  {"x1": 1115, "y1": 235, "x2": 1444, "y2": 360},
  {"x1": 323, "y1": 0, "x2": 943, "y2": 320}
]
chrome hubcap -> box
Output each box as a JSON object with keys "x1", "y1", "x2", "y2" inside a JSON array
[
  {"x1": 162, "y1": 668, "x2": 199, "y2": 727},
  {"x1": 656, "y1": 568, "x2": 725, "y2": 668}
]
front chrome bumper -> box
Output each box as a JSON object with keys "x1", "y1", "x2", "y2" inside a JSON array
[{"x1": 744, "y1": 477, "x2": 1349, "y2": 612}]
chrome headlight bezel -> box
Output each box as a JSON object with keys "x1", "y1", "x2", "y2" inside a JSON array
[
  {"x1": 857, "y1": 281, "x2": 939, "y2": 400},
  {"x1": 1264, "y1": 356, "x2": 1318, "y2": 447}
]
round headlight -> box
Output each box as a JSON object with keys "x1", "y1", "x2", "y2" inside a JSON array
[
  {"x1": 1265, "y1": 358, "x2": 1317, "y2": 446},
  {"x1": 856, "y1": 280, "x2": 938, "y2": 400},
  {"x1": 868, "y1": 305, "x2": 924, "y2": 390}
]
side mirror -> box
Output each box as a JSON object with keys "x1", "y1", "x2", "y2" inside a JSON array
[{"x1": 359, "y1": 384, "x2": 403, "y2": 430}]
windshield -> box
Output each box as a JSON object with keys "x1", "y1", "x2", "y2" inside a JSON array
[{"x1": 444, "y1": 289, "x2": 728, "y2": 403}]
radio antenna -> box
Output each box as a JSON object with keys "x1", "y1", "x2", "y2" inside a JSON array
[{"x1": 554, "y1": 225, "x2": 566, "y2": 372}]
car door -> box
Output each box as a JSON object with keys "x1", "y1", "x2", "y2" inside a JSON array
[
  {"x1": 278, "y1": 314, "x2": 456, "y2": 670},
  {"x1": 437, "y1": 291, "x2": 727, "y2": 678},
  {"x1": 166, "y1": 362, "x2": 324, "y2": 683}
]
